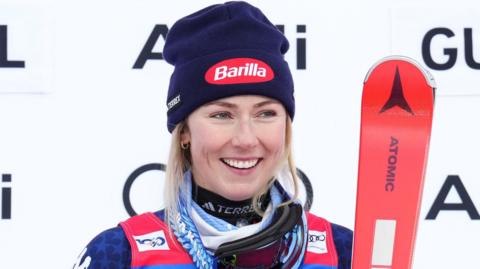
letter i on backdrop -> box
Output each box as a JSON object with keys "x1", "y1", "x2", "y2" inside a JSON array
[{"x1": 1, "y1": 174, "x2": 12, "y2": 219}]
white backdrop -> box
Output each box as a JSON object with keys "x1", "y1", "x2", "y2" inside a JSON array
[{"x1": 0, "y1": 0, "x2": 479, "y2": 268}]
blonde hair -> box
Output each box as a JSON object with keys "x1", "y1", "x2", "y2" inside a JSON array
[{"x1": 163, "y1": 117, "x2": 299, "y2": 228}]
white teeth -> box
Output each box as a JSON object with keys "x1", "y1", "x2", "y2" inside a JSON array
[{"x1": 222, "y1": 158, "x2": 259, "y2": 169}]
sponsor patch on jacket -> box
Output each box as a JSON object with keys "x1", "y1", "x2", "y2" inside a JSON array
[
  {"x1": 133, "y1": 230, "x2": 170, "y2": 252},
  {"x1": 307, "y1": 230, "x2": 328, "y2": 254},
  {"x1": 205, "y1": 58, "x2": 274, "y2": 85}
]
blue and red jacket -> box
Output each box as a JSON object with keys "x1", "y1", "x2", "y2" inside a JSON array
[{"x1": 74, "y1": 210, "x2": 352, "y2": 269}]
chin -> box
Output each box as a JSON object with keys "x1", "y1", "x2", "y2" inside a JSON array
[
  {"x1": 215, "y1": 172, "x2": 270, "y2": 200},
  {"x1": 221, "y1": 186, "x2": 257, "y2": 201}
]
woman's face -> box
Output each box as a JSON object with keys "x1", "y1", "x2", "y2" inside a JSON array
[{"x1": 183, "y1": 95, "x2": 287, "y2": 201}]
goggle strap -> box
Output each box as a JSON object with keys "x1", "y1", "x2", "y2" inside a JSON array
[{"x1": 214, "y1": 203, "x2": 303, "y2": 258}]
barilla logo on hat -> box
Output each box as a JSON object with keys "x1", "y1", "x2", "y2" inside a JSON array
[{"x1": 205, "y1": 58, "x2": 274, "y2": 85}]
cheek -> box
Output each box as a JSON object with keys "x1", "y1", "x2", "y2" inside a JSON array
[
  {"x1": 189, "y1": 125, "x2": 227, "y2": 160},
  {"x1": 260, "y1": 124, "x2": 286, "y2": 157}
]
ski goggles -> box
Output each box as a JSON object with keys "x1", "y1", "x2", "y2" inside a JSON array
[{"x1": 214, "y1": 202, "x2": 307, "y2": 269}]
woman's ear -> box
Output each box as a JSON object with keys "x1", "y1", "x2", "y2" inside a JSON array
[{"x1": 180, "y1": 124, "x2": 191, "y2": 145}]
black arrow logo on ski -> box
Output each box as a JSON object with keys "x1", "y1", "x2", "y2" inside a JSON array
[{"x1": 380, "y1": 66, "x2": 414, "y2": 115}]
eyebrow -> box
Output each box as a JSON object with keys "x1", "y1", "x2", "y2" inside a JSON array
[
  {"x1": 207, "y1": 99, "x2": 281, "y2": 108},
  {"x1": 207, "y1": 101, "x2": 236, "y2": 108},
  {"x1": 254, "y1": 100, "x2": 281, "y2": 108}
]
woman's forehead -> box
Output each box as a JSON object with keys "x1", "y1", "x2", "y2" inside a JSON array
[{"x1": 205, "y1": 95, "x2": 281, "y2": 107}]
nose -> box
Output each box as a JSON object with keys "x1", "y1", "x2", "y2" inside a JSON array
[{"x1": 231, "y1": 119, "x2": 259, "y2": 149}]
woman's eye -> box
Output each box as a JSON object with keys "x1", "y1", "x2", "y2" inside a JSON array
[
  {"x1": 258, "y1": 110, "x2": 277, "y2": 118},
  {"x1": 211, "y1": 112, "x2": 232, "y2": 119}
]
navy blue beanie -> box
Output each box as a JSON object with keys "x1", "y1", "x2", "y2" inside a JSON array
[{"x1": 163, "y1": 1, "x2": 295, "y2": 132}]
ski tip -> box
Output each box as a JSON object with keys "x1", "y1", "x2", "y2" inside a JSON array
[{"x1": 364, "y1": 55, "x2": 436, "y2": 90}]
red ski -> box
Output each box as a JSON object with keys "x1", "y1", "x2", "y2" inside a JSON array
[{"x1": 352, "y1": 56, "x2": 435, "y2": 269}]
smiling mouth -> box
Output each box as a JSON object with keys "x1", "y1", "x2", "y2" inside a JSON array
[{"x1": 221, "y1": 158, "x2": 262, "y2": 169}]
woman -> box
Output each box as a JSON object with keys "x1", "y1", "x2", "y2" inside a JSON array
[{"x1": 73, "y1": 2, "x2": 352, "y2": 268}]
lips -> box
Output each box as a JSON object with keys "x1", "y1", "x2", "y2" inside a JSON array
[{"x1": 221, "y1": 158, "x2": 261, "y2": 169}]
